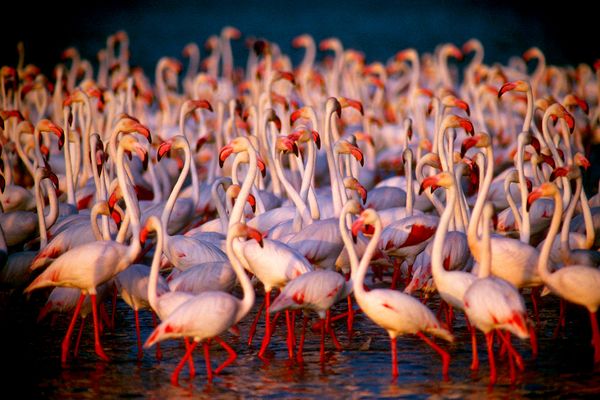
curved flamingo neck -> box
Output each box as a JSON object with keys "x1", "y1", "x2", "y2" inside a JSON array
[
  {"x1": 147, "y1": 219, "x2": 164, "y2": 315},
  {"x1": 160, "y1": 140, "x2": 192, "y2": 230},
  {"x1": 352, "y1": 213, "x2": 382, "y2": 302},
  {"x1": 515, "y1": 133, "x2": 532, "y2": 243},
  {"x1": 62, "y1": 108, "x2": 76, "y2": 207},
  {"x1": 226, "y1": 230, "x2": 256, "y2": 323},
  {"x1": 274, "y1": 150, "x2": 313, "y2": 230},
  {"x1": 560, "y1": 173, "x2": 582, "y2": 260},
  {"x1": 538, "y1": 189, "x2": 563, "y2": 282},
  {"x1": 467, "y1": 144, "x2": 494, "y2": 259},
  {"x1": 228, "y1": 141, "x2": 258, "y2": 228},
  {"x1": 116, "y1": 144, "x2": 142, "y2": 259},
  {"x1": 431, "y1": 178, "x2": 456, "y2": 284}
]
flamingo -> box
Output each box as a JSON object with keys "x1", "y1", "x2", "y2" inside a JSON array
[
  {"x1": 463, "y1": 202, "x2": 532, "y2": 385},
  {"x1": 144, "y1": 222, "x2": 261, "y2": 384},
  {"x1": 528, "y1": 182, "x2": 600, "y2": 364},
  {"x1": 23, "y1": 134, "x2": 146, "y2": 364},
  {"x1": 349, "y1": 206, "x2": 453, "y2": 379},
  {"x1": 419, "y1": 172, "x2": 477, "y2": 355}
]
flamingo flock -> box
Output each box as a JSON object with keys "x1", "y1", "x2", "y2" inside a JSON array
[{"x1": 1, "y1": 29, "x2": 599, "y2": 387}]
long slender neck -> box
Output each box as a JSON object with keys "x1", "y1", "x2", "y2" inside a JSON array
[
  {"x1": 515, "y1": 134, "x2": 531, "y2": 243},
  {"x1": 579, "y1": 184, "x2": 595, "y2": 249},
  {"x1": 405, "y1": 150, "x2": 414, "y2": 216},
  {"x1": 480, "y1": 205, "x2": 492, "y2": 278},
  {"x1": 467, "y1": 145, "x2": 493, "y2": 259},
  {"x1": 560, "y1": 175, "x2": 581, "y2": 260},
  {"x1": 504, "y1": 173, "x2": 522, "y2": 232},
  {"x1": 160, "y1": 143, "x2": 190, "y2": 229},
  {"x1": 228, "y1": 146, "x2": 257, "y2": 228},
  {"x1": 62, "y1": 108, "x2": 76, "y2": 206},
  {"x1": 431, "y1": 180, "x2": 456, "y2": 283},
  {"x1": 538, "y1": 189, "x2": 563, "y2": 281},
  {"x1": 323, "y1": 106, "x2": 343, "y2": 216},
  {"x1": 147, "y1": 220, "x2": 164, "y2": 314},
  {"x1": 352, "y1": 214, "x2": 382, "y2": 302},
  {"x1": 227, "y1": 233, "x2": 256, "y2": 323},
  {"x1": 116, "y1": 146, "x2": 142, "y2": 260},
  {"x1": 274, "y1": 151, "x2": 313, "y2": 230}
]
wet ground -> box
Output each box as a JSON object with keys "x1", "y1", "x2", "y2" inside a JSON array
[{"x1": 2, "y1": 274, "x2": 600, "y2": 399}]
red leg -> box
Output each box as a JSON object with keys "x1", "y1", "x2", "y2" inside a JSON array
[
  {"x1": 530, "y1": 286, "x2": 541, "y2": 327},
  {"x1": 91, "y1": 294, "x2": 109, "y2": 361},
  {"x1": 297, "y1": 313, "x2": 308, "y2": 363},
  {"x1": 258, "y1": 290, "x2": 272, "y2": 360},
  {"x1": 391, "y1": 259, "x2": 401, "y2": 289},
  {"x1": 151, "y1": 312, "x2": 162, "y2": 361},
  {"x1": 248, "y1": 298, "x2": 265, "y2": 346},
  {"x1": 73, "y1": 316, "x2": 86, "y2": 359},
  {"x1": 320, "y1": 318, "x2": 326, "y2": 364},
  {"x1": 134, "y1": 309, "x2": 143, "y2": 359},
  {"x1": 326, "y1": 310, "x2": 342, "y2": 350},
  {"x1": 184, "y1": 338, "x2": 196, "y2": 378},
  {"x1": 285, "y1": 310, "x2": 294, "y2": 360},
  {"x1": 203, "y1": 341, "x2": 213, "y2": 381},
  {"x1": 213, "y1": 336, "x2": 237, "y2": 374},
  {"x1": 529, "y1": 323, "x2": 538, "y2": 359},
  {"x1": 470, "y1": 325, "x2": 479, "y2": 371},
  {"x1": 485, "y1": 332, "x2": 497, "y2": 385},
  {"x1": 61, "y1": 293, "x2": 85, "y2": 365},
  {"x1": 390, "y1": 336, "x2": 398, "y2": 378},
  {"x1": 553, "y1": 299, "x2": 566, "y2": 339},
  {"x1": 171, "y1": 340, "x2": 198, "y2": 386},
  {"x1": 590, "y1": 311, "x2": 600, "y2": 364},
  {"x1": 416, "y1": 331, "x2": 450, "y2": 379},
  {"x1": 347, "y1": 295, "x2": 354, "y2": 340}
]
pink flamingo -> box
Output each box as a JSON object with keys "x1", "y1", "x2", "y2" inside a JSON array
[
  {"x1": 463, "y1": 202, "x2": 531, "y2": 385},
  {"x1": 350, "y1": 207, "x2": 454, "y2": 380},
  {"x1": 144, "y1": 222, "x2": 261, "y2": 384},
  {"x1": 23, "y1": 135, "x2": 146, "y2": 364},
  {"x1": 529, "y1": 182, "x2": 600, "y2": 364}
]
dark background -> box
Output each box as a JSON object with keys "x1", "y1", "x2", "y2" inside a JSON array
[{"x1": 1, "y1": 0, "x2": 597, "y2": 78}]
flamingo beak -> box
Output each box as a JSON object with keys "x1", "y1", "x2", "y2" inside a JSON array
[
  {"x1": 530, "y1": 137, "x2": 541, "y2": 155},
  {"x1": 157, "y1": 141, "x2": 172, "y2": 162},
  {"x1": 419, "y1": 175, "x2": 440, "y2": 195},
  {"x1": 579, "y1": 156, "x2": 591, "y2": 170},
  {"x1": 111, "y1": 209, "x2": 122, "y2": 230},
  {"x1": 290, "y1": 108, "x2": 305, "y2": 125},
  {"x1": 247, "y1": 193, "x2": 257, "y2": 213},
  {"x1": 564, "y1": 112, "x2": 575, "y2": 134},
  {"x1": 139, "y1": 226, "x2": 149, "y2": 248},
  {"x1": 350, "y1": 145, "x2": 364, "y2": 167},
  {"x1": 526, "y1": 188, "x2": 543, "y2": 211},
  {"x1": 455, "y1": 99, "x2": 471, "y2": 116},
  {"x1": 246, "y1": 226, "x2": 264, "y2": 248},
  {"x1": 0, "y1": 174, "x2": 4, "y2": 193},
  {"x1": 351, "y1": 217, "x2": 364, "y2": 244},
  {"x1": 257, "y1": 157, "x2": 267, "y2": 178},
  {"x1": 133, "y1": 123, "x2": 152, "y2": 144},
  {"x1": 549, "y1": 167, "x2": 569, "y2": 181},
  {"x1": 312, "y1": 130, "x2": 321, "y2": 150},
  {"x1": 357, "y1": 183, "x2": 368, "y2": 205},
  {"x1": 193, "y1": 99, "x2": 213, "y2": 112},
  {"x1": 460, "y1": 136, "x2": 479, "y2": 158},
  {"x1": 219, "y1": 144, "x2": 233, "y2": 168},
  {"x1": 498, "y1": 81, "x2": 517, "y2": 98},
  {"x1": 458, "y1": 117, "x2": 474, "y2": 136}
]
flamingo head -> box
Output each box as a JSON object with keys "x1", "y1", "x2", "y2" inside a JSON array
[
  {"x1": 292, "y1": 34, "x2": 312, "y2": 48},
  {"x1": 253, "y1": 39, "x2": 270, "y2": 56},
  {"x1": 335, "y1": 140, "x2": 364, "y2": 167},
  {"x1": 121, "y1": 135, "x2": 148, "y2": 170},
  {"x1": 527, "y1": 182, "x2": 558, "y2": 211},
  {"x1": 442, "y1": 95, "x2": 470, "y2": 116},
  {"x1": 351, "y1": 208, "x2": 378, "y2": 243},
  {"x1": 276, "y1": 135, "x2": 299, "y2": 157},
  {"x1": 182, "y1": 42, "x2": 197, "y2": 57},
  {"x1": 460, "y1": 132, "x2": 490, "y2": 157},
  {"x1": 549, "y1": 166, "x2": 572, "y2": 182},
  {"x1": 498, "y1": 80, "x2": 530, "y2": 98},
  {"x1": 563, "y1": 94, "x2": 589, "y2": 115},
  {"x1": 37, "y1": 119, "x2": 65, "y2": 150},
  {"x1": 574, "y1": 152, "x2": 591, "y2": 170},
  {"x1": 290, "y1": 107, "x2": 311, "y2": 125},
  {"x1": 326, "y1": 97, "x2": 342, "y2": 119},
  {"x1": 266, "y1": 108, "x2": 282, "y2": 132},
  {"x1": 339, "y1": 97, "x2": 364, "y2": 116},
  {"x1": 344, "y1": 177, "x2": 368, "y2": 205},
  {"x1": 157, "y1": 139, "x2": 173, "y2": 162},
  {"x1": 115, "y1": 115, "x2": 152, "y2": 144},
  {"x1": 419, "y1": 171, "x2": 453, "y2": 195},
  {"x1": 219, "y1": 136, "x2": 252, "y2": 168},
  {"x1": 184, "y1": 99, "x2": 213, "y2": 115},
  {"x1": 442, "y1": 114, "x2": 474, "y2": 137}
]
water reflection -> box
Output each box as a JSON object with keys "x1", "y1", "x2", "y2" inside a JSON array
[{"x1": 2, "y1": 285, "x2": 600, "y2": 398}]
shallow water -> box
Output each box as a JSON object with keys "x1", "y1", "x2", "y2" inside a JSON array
[{"x1": 3, "y1": 276, "x2": 600, "y2": 399}]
